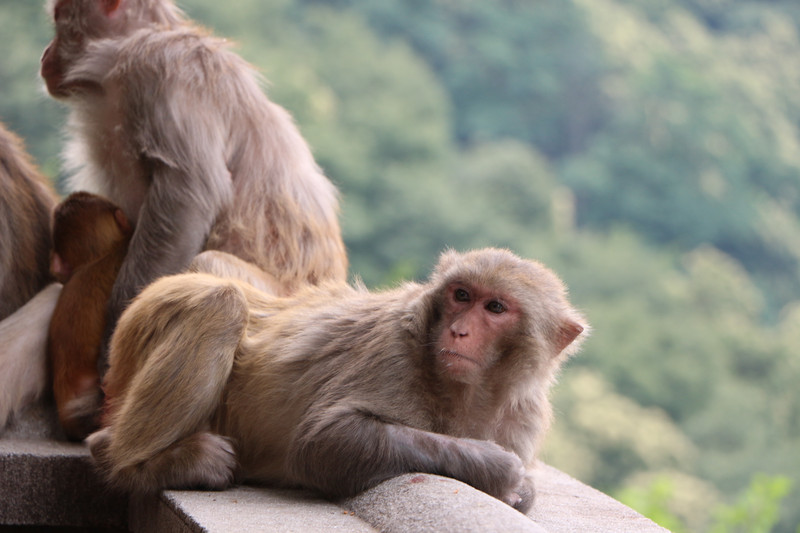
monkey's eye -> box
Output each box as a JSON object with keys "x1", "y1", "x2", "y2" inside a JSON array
[
  {"x1": 486, "y1": 301, "x2": 506, "y2": 314},
  {"x1": 454, "y1": 288, "x2": 470, "y2": 302}
]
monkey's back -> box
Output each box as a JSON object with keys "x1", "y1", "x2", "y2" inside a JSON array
[{"x1": 221, "y1": 281, "x2": 434, "y2": 483}]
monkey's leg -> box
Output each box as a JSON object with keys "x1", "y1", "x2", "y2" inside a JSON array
[
  {"x1": 89, "y1": 280, "x2": 248, "y2": 493},
  {"x1": 288, "y1": 407, "x2": 532, "y2": 511}
]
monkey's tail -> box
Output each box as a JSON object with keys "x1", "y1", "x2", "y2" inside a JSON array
[{"x1": 0, "y1": 284, "x2": 62, "y2": 431}]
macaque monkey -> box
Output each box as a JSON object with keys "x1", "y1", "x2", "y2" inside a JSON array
[
  {"x1": 88, "y1": 248, "x2": 588, "y2": 512},
  {"x1": 48, "y1": 192, "x2": 133, "y2": 440},
  {"x1": 0, "y1": 122, "x2": 58, "y2": 321},
  {"x1": 41, "y1": 0, "x2": 348, "y2": 369}
]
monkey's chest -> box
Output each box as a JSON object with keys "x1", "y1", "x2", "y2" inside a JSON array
[{"x1": 71, "y1": 101, "x2": 148, "y2": 221}]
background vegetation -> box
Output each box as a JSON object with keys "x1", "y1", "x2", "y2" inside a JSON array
[{"x1": 1, "y1": 0, "x2": 798, "y2": 530}]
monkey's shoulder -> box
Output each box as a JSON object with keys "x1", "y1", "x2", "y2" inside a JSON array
[{"x1": 103, "y1": 27, "x2": 257, "y2": 90}]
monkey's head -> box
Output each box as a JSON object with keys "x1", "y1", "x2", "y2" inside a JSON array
[
  {"x1": 426, "y1": 248, "x2": 588, "y2": 386},
  {"x1": 51, "y1": 191, "x2": 132, "y2": 282},
  {"x1": 41, "y1": 0, "x2": 185, "y2": 98}
]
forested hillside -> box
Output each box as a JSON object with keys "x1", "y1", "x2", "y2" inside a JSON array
[{"x1": 1, "y1": 1, "x2": 798, "y2": 531}]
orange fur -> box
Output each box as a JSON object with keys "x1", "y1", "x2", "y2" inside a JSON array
[{"x1": 48, "y1": 192, "x2": 132, "y2": 440}]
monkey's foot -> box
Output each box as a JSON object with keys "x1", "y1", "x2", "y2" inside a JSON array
[
  {"x1": 86, "y1": 427, "x2": 112, "y2": 467},
  {"x1": 144, "y1": 431, "x2": 237, "y2": 491},
  {"x1": 179, "y1": 432, "x2": 238, "y2": 491},
  {"x1": 91, "y1": 430, "x2": 237, "y2": 493}
]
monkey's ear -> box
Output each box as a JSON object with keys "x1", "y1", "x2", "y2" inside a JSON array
[
  {"x1": 100, "y1": 0, "x2": 122, "y2": 15},
  {"x1": 433, "y1": 248, "x2": 460, "y2": 277},
  {"x1": 114, "y1": 208, "x2": 132, "y2": 234},
  {"x1": 555, "y1": 319, "x2": 584, "y2": 354}
]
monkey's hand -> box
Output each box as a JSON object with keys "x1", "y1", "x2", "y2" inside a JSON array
[
  {"x1": 453, "y1": 437, "x2": 533, "y2": 511},
  {"x1": 505, "y1": 469, "x2": 535, "y2": 514}
]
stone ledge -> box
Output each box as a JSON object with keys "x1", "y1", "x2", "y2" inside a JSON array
[
  {"x1": 0, "y1": 436, "x2": 669, "y2": 533},
  {"x1": 0, "y1": 438, "x2": 127, "y2": 530}
]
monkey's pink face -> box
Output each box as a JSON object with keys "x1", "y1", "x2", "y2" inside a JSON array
[{"x1": 435, "y1": 283, "x2": 520, "y2": 383}]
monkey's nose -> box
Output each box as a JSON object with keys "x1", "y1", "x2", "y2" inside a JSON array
[{"x1": 450, "y1": 326, "x2": 468, "y2": 338}]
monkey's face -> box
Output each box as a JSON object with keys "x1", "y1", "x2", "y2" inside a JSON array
[{"x1": 433, "y1": 282, "x2": 520, "y2": 385}]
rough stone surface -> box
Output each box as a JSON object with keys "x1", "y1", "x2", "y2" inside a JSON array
[
  {"x1": 0, "y1": 436, "x2": 670, "y2": 532},
  {"x1": 139, "y1": 488, "x2": 378, "y2": 533},
  {"x1": 0, "y1": 438, "x2": 127, "y2": 529},
  {"x1": 344, "y1": 473, "x2": 547, "y2": 533},
  {"x1": 530, "y1": 463, "x2": 670, "y2": 533}
]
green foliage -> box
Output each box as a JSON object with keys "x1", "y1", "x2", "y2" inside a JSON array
[
  {"x1": 301, "y1": 0, "x2": 610, "y2": 155},
  {"x1": 617, "y1": 475, "x2": 693, "y2": 533},
  {"x1": 561, "y1": 0, "x2": 800, "y2": 311},
  {"x1": 618, "y1": 473, "x2": 793, "y2": 533},
  {"x1": 441, "y1": 140, "x2": 559, "y2": 250},
  {"x1": 544, "y1": 369, "x2": 697, "y2": 491},
  {"x1": 0, "y1": 1, "x2": 66, "y2": 177},
  {"x1": 710, "y1": 475, "x2": 793, "y2": 533},
  {"x1": 620, "y1": 470, "x2": 723, "y2": 533}
]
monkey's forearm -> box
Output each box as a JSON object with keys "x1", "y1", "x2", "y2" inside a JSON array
[
  {"x1": 101, "y1": 168, "x2": 226, "y2": 365},
  {"x1": 288, "y1": 411, "x2": 526, "y2": 505},
  {"x1": 385, "y1": 423, "x2": 528, "y2": 501},
  {"x1": 114, "y1": 200, "x2": 213, "y2": 303}
]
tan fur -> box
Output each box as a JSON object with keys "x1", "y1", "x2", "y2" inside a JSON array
[
  {"x1": 0, "y1": 122, "x2": 58, "y2": 321},
  {"x1": 41, "y1": 0, "x2": 348, "y2": 361},
  {"x1": 188, "y1": 250, "x2": 284, "y2": 296},
  {"x1": 91, "y1": 248, "x2": 588, "y2": 512}
]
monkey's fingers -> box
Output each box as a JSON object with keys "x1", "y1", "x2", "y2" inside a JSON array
[{"x1": 506, "y1": 471, "x2": 535, "y2": 513}]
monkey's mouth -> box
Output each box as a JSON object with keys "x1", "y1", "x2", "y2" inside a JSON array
[{"x1": 439, "y1": 349, "x2": 479, "y2": 368}]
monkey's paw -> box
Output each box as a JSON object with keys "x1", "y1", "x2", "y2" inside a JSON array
[
  {"x1": 456, "y1": 438, "x2": 529, "y2": 507},
  {"x1": 86, "y1": 427, "x2": 112, "y2": 469},
  {"x1": 504, "y1": 470, "x2": 535, "y2": 513},
  {"x1": 187, "y1": 432, "x2": 238, "y2": 491}
]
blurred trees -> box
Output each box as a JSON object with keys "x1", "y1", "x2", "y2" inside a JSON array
[
  {"x1": 1, "y1": 0, "x2": 798, "y2": 530},
  {"x1": 0, "y1": 2, "x2": 64, "y2": 176}
]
